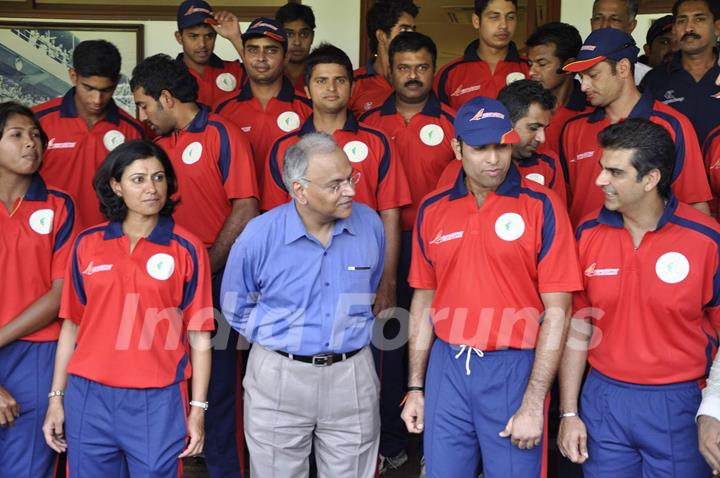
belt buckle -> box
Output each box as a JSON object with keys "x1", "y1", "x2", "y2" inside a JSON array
[{"x1": 312, "y1": 353, "x2": 333, "y2": 366}]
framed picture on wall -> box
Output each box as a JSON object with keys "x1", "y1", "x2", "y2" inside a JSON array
[{"x1": 0, "y1": 21, "x2": 143, "y2": 116}]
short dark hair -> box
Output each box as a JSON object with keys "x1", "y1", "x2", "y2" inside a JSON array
[
  {"x1": 598, "y1": 118, "x2": 675, "y2": 199},
  {"x1": 72, "y1": 40, "x2": 122, "y2": 81},
  {"x1": 130, "y1": 54, "x2": 198, "y2": 103},
  {"x1": 0, "y1": 102, "x2": 48, "y2": 149},
  {"x1": 366, "y1": 0, "x2": 419, "y2": 55},
  {"x1": 673, "y1": 0, "x2": 720, "y2": 20},
  {"x1": 388, "y1": 31, "x2": 437, "y2": 70},
  {"x1": 276, "y1": 2, "x2": 316, "y2": 29},
  {"x1": 593, "y1": 0, "x2": 639, "y2": 18},
  {"x1": 497, "y1": 80, "x2": 556, "y2": 123},
  {"x1": 475, "y1": 0, "x2": 517, "y2": 15},
  {"x1": 94, "y1": 140, "x2": 178, "y2": 221},
  {"x1": 304, "y1": 43, "x2": 354, "y2": 87},
  {"x1": 525, "y1": 22, "x2": 583, "y2": 64}
]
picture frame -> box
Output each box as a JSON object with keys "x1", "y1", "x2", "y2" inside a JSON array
[{"x1": 0, "y1": 21, "x2": 143, "y2": 116}]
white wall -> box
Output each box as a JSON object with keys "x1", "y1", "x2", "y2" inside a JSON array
[
  {"x1": 560, "y1": 0, "x2": 671, "y2": 49},
  {"x1": 1, "y1": 0, "x2": 361, "y2": 66}
]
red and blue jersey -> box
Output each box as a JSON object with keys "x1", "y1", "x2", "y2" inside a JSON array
[
  {"x1": 178, "y1": 53, "x2": 246, "y2": 108},
  {"x1": 261, "y1": 113, "x2": 412, "y2": 212},
  {"x1": 575, "y1": 197, "x2": 720, "y2": 384},
  {"x1": 0, "y1": 174, "x2": 76, "y2": 342},
  {"x1": 61, "y1": 217, "x2": 214, "y2": 388},
  {"x1": 154, "y1": 106, "x2": 258, "y2": 248},
  {"x1": 214, "y1": 77, "x2": 312, "y2": 183},
  {"x1": 702, "y1": 124, "x2": 720, "y2": 217},
  {"x1": 434, "y1": 41, "x2": 529, "y2": 110},
  {"x1": 410, "y1": 164, "x2": 582, "y2": 350},
  {"x1": 33, "y1": 89, "x2": 144, "y2": 230},
  {"x1": 359, "y1": 92, "x2": 456, "y2": 230},
  {"x1": 559, "y1": 91, "x2": 712, "y2": 225},
  {"x1": 349, "y1": 59, "x2": 394, "y2": 118}
]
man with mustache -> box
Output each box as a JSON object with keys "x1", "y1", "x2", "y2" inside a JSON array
[
  {"x1": 130, "y1": 54, "x2": 259, "y2": 478},
  {"x1": 435, "y1": 0, "x2": 528, "y2": 109},
  {"x1": 358, "y1": 31, "x2": 455, "y2": 473},
  {"x1": 276, "y1": 3, "x2": 316, "y2": 97},
  {"x1": 214, "y1": 17, "x2": 312, "y2": 184},
  {"x1": 559, "y1": 28, "x2": 711, "y2": 226},
  {"x1": 641, "y1": 0, "x2": 720, "y2": 145}
]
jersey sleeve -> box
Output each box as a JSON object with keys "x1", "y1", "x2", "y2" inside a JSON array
[
  {"x1": 704, "y1": 132, "x2": 720, "y2": 201},
  {"x1": 375, "y1": 132, "x2": 412, "y2": 211},
  {"x1": 408, "y1": 201, "x2": 437, "y2": 290},
  {"x1": 671, "y1": 114, "x2": 713, "y2": 204},
  {"x1": 183, "y1": 237, "x2": 215, "y2": 331},
  {"x1": 261, "y1": 138, "x2": 292, "y2": 211},
  {"x1": 212, "y1": 120, "x2": 259, "y2": 202},
  {"x1": 536, "y1": 191, "x2": 583, "y2": 293},
  {"x1": 50, "y1": 192, "x2": 77, "y2": 280},
  {"x1": 59, "y1": 235, "x2": 88, "y2": 324}
]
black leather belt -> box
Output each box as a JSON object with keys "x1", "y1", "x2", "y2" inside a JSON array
[{"x1": 274, "y1": 348, "x2": 362, "y2": 366}]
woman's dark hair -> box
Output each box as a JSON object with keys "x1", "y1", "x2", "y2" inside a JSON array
[
  {"x1": 0, "y1": 101, "x2": 48, "y2": 149},
  {"x1": 598, "y1": 118, "x2": 675, "y2": 200},
  {"x1": 94, "y1": 140, "x2": 178, "y2": 221}
]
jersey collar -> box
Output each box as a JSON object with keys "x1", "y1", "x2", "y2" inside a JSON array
[
  {"x1": 176, "y1": 52, "x2": 225, "y2": 69},
  {"x1": 60, "y1": 88, "x2": 121, "y2": 125},
  {"x1": 588, "y1": 90, "x2": 655, "y2": 124},
  {"x1": 449, "y1": 163, "x2": 522, "y2": 201},
  {"x1": 463, "y1": 39, "x2": 521, "y2": 62},
  {"x1": 380, "y1": 91, "x2": 443, "y2": 117},
  {"x1": 597, "y1": 194, "x2": 679, "y2": 230},
  {"x1": 236, "y1": 76, "x2": 296, "y2": 102},
  {"x1": 25, "y1": 173, "x2": 49, "y2": 201},
  {"x1": 186, "y1": 105, "x2": 211, "y2": 132},
  {"x1": 284, "y1": 201, "x2": 355, "y2": 245},
  {"x1": 104, "y1": 215, "x2": 175, "y2": 245},
  {"x1": 299, "y1": 111, "x2": 359, "y2": 134}
]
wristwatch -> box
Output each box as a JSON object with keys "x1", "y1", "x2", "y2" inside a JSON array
[{"x1": 189, "y1": 400, "x2": 209, "y2": 411}]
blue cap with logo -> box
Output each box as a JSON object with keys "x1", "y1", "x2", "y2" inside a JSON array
[
  {"x1": 563, "y1": 28, "x2": 640, "y2": 73},
  {"x1": 241, "y1": 17, "x2": 288, "y2": 44},
  {"x1": 454, "y1": 96, "x2": 520, "y2": 147},
  {"x1": 177, "y1": 0, "x2": 216, "y2": 30}
]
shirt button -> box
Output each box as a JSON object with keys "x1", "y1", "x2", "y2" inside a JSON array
[
  {"x1": 325, "y1": 282, "x2": 330, "y2": 286},
  {"x1": 325, "y1": 342, "x2": 330, "y2": 346},
  {"x1": 323, "y1": 252, "x2": 327, "y2": 256}
]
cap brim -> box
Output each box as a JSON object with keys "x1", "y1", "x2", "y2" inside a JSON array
[
  {"x1": 563, "y1": 56, "x2": 606, "y2": 73},
  {"x1": 241, "y1": 31, "x2": 287, "y2": 44},
  {"x1": 463, "y1": 128, "x2": 520, "y2": 147}
]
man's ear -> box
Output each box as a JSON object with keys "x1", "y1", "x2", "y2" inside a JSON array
[{"x1": 68, "y1": 68, "x2": 78, "y2": 86}]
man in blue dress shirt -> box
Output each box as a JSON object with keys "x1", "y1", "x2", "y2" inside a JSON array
[{"x1": 221, "y1": 132, "x2": 385, "y2": 477}]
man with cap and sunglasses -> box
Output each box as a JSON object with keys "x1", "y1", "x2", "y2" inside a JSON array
[
  {"x1": 400, "y1": 96, "x2": 582, "y2": 477},
  {"x1": 175, "y1": 0, "x2": 246, "y2": 107},
  {"x1": 559, "y1": 27, "x2": 711, "y2": 226},
  {"x1": 215, "y1": 17, "x2": 312, "y2": 185}
]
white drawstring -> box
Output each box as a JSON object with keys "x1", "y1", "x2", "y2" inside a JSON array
[{"x1": 454, "y1": 345, "x2": 485, "y2": 375}]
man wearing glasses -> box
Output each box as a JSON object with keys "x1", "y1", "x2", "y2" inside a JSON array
[
  {"x1": 262, "y1": 43, "x2": 411, "y2": 325},
  {"x1": 222, "y1": 132, "x2": 385, "y2": 477}
]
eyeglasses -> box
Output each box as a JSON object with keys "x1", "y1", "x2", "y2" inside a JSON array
[{"x1": 302, "y1": 170, "x2": 361, "y2": 194}]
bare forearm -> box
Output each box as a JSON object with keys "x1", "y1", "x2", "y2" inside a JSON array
[
  {"x1": 558, "y1": 320, "x2": 590, "y2": 413},
  {"x1": 379, "y1": 208, "x2": 401, "y2": 287},
  {"x1": 189, "y1": 331, "x2": 212, "y2": 402},
  {"x1": 49, "y1": 320, "x2": 79, "y2": 392},
  {"x1": 407, "y1": 289, "x2": 436, "y2": 387},
  {"x1": 209, "y1": 198, "x2": 258, "y2": 273},
  {"x1": 0, "y1": 280, "x2": 63, "y2": 349}
]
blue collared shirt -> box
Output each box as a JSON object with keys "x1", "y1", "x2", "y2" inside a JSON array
[{"x1": 220, "y1": 201, "x2": 385, "y2": 355}]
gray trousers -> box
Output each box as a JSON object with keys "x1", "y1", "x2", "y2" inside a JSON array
[{"x1": 243, "y1": 344, "x2": 381, "y2": 478}]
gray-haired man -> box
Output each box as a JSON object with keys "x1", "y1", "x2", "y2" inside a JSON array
[{"x1": 221, "y1": 132, "x2": 385, "y2": 477}]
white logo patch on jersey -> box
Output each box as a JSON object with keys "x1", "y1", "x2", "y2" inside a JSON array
[
  {"x1": 494, "y1": 213, "x2": 525, "y2": 241},
  {"x1": 103, "y1": 130, "x2": 125, "y2": 151},
  {"x1": 655, "y1": 252, "x2": 690, "y2": 284},
  {"x1": 146, "y1": 253, "x2": 175, "y2": 281},
  {"x1": 344, "y1": 141, "x2": 369, "y2": 163},
  {"x1": 216, "y1": 73, "x2": 237, "y2": 92},
  {"x1": 506, "y1": 72, "x2": 526, "y2": 85},
  {"x1": 29, "y1": 209, "x2": 54, "y2": 235},
  {"x1": 525, "y1": 173, "x2": 545, "y2": 185},
  {"x1": 420, "y1": 124, "x2": 444, "y2": 146},
  {"x1": 182, "y1": 142, "x2": 203, "y2": 165},
  {"x1": 277, "y1": 111, "x2": 301, "y2": 132}
]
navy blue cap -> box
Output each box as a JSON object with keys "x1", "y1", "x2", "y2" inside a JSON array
[
  {"x1": 241, "y1": 17, "x2": 287, "y2": 44},
  {"x1": 454, "y1": 97, "x2": 519, "y2": 147},
  {"x1": 646, "y1": 15, "x2": 674, "y2": 46},
  {"x1": 177, "y1": 0, "x2": 215, "y2": 30},
  {"x1": 563, "y1": 28, "x2": 640, "y2": 73}
]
